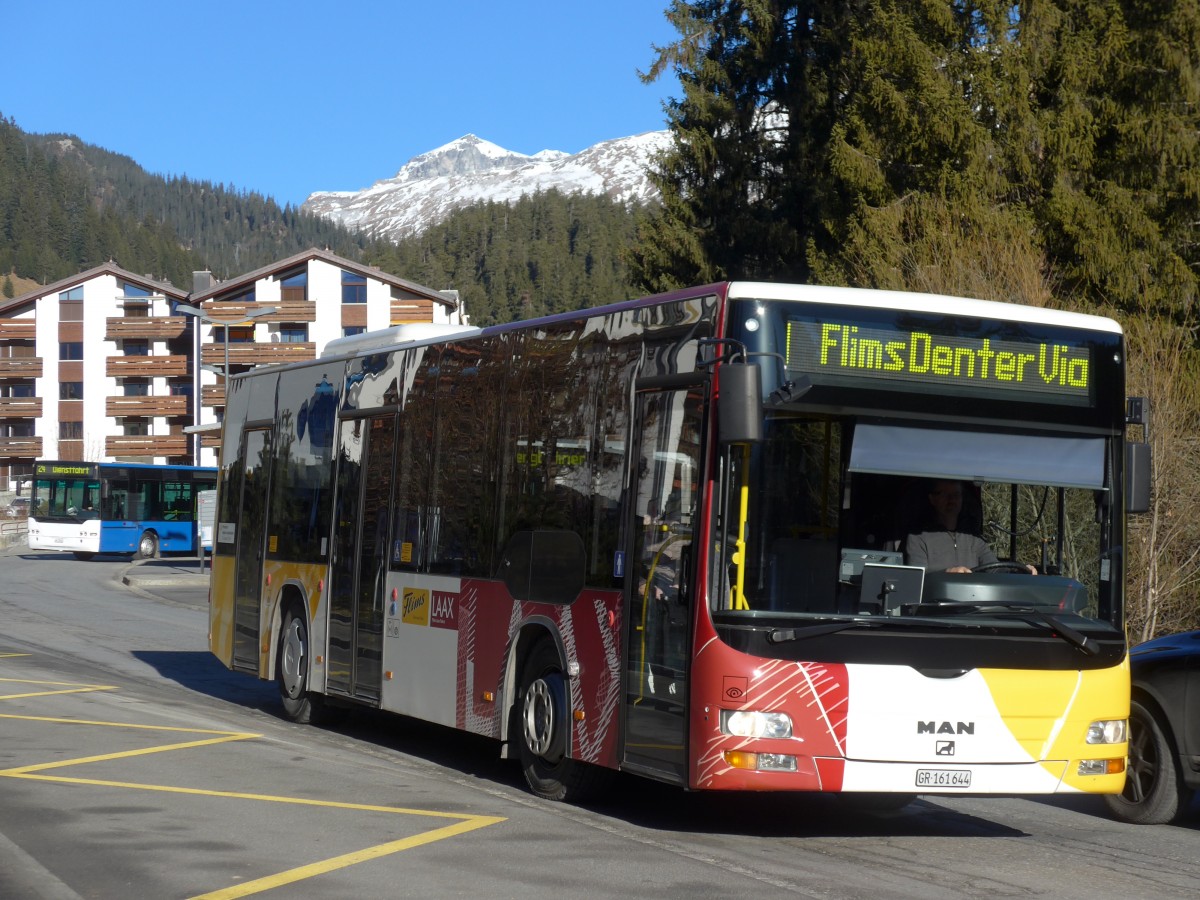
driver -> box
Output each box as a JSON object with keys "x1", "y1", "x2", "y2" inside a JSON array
[{"x1": 906, "y1": 480, "x2": 1037, "y2": 574}]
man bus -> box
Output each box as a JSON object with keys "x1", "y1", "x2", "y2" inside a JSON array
[
  {"x1": 29, "y1": 460, "x2": 216, "y2": 559},
  {"x1": 209, "y1": 282, "x2": 1146, "y2": 803}
]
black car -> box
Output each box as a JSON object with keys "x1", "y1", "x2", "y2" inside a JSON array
[{"x1": 1105, "y1": 630, "x2": 1200, "y2": 824}]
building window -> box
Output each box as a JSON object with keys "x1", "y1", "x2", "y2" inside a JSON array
[
  {"x1": 124, "y1": 380, "x2": 150, "y2": 397},
  {"x1": 59, "y1": 294, "x2": 83, "y2": 321},
  {"x1": 343, "y1": 326, "x2": 366, "y2": 338},
  {"x1": 59, "y1": 382, "x2": 84, "y2": 400},
  {"x1": 123, "y1": 340, "x2": 149, "y2": 356},
  {"x1": 59, "y1": 422, "x2": 83, "y2": 439},
  {"x1": 60, "y1": 286, "x2": 84, "y2": 301},
  {"x1": 280, "y1": 269, "x2": 307, "y2": 304},
  {"x1": 221, "y1": 287, "x2": 256, "y2": 306},
  {"x1": 123, "y1": 420, "x2": 149, "y2": 436},
  {"x1": 120, "y1": 281, "x2": 152, "y2": 298},
  {"x1": 342, "y1": 270, "x2": 367, "y2": 304},
  {"x1": 3, "y1": 382, "x2": 35, "y2": 398},
  {"x1": 123, "y1": 303, "x2": 149, "y2": 318},
  {"x1": 279, "y1": 324, "x2": 308, "y2": 343},
  {"x1": 169, "y1": 381, "x2": 193, "y2": 397},
  {"x1": 60, "y1": 342, "x2": 83, "y2": 360}
]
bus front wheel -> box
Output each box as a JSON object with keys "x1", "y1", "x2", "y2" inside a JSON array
[
  {"x1": 516, "y1": 640, "x2": 606, "y2": 802},
  {"x1": 136, "y1": 531, "x2": 158, "y2": 559}
]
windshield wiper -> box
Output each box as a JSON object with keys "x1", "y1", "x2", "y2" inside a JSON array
[
  {"x1": 911, "y1": 601, "x2": 1100, "y2": 655},
  {"x1": 766, "y1": 616, "x2": 962, "y2": 644},
  {"x1": 768, "y1": 620, "x2": 880, "y2": 644}
]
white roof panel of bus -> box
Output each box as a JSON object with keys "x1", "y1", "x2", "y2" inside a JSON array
[{"x1": 727, "y1": 282, "x2": 1123, "y2": 335}]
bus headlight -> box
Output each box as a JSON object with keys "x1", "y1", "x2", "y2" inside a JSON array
[
  {"x1": 1086, "y1": 719, "x2": 1127, "y2": 744},
  {"x1": 720, "y1": 709, "x2": 793, "y2": 739}
]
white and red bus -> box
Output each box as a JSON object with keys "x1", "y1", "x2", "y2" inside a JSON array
[{"x1": 209, "y1": 282, "x2": 1145, "y2": 802}]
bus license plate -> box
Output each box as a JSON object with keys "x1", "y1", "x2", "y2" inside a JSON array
[{"x1": 916, "y1": 768, "x2": 971, "y2": 788}]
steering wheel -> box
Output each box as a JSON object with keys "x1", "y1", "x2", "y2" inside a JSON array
[{"x1": 971, "y1": 560, "x2": 1033, "y2": 574}]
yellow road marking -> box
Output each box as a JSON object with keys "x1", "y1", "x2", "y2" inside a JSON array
[
  {"x1": 0, "y1": 663, "x2": 508, "y2": 898},
  {"x1": 190, "y1": 815, "x2": 507, "y2": 900},
  {"x1": 0, "y1": 653, "x2": 30, "y2": 658},
  {"x1": 0, "y1": 676, "x2": 117, "y2": 701}
]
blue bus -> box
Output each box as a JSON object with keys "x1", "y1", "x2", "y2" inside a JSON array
[{"x1": 28, "y1": 460, "x2": 217, "y2": 559}]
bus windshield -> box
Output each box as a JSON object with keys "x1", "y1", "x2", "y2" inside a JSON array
[{"x1": 713, "y1": 412, "x2": 1119, "y2": 629}]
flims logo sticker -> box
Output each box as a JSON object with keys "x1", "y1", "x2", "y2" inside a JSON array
[{"x1": 401, "y1": 587, "x2": 430, "y2": 626}]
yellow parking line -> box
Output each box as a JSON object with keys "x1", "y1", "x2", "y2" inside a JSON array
[
  {"x1": 190, "y1": 815, "x2": 507, "y2": 900},
  {"x1": 0, "y1": 653, "x2": 30, "y2": 658},
  {"x1": 0, "y1": 665, "x2": 509, "y2": 898},
  {"x1": 0, "y1": 676, "x2": 117, "y2": 702}
]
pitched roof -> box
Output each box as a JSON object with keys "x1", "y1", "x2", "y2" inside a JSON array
[
  {"x1": 0, "y1": 262, "x2": 188, "y2": 316},
  {"x1": 191, "y1": 247, "x2": 458, "y2": 310}
]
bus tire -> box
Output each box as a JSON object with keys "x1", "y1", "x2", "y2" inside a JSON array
[
  {"x1": 136, "y1": 531, "x2": 158, "y2": 559},
  {"x1": 516, "y1": 640, "x2": 605, "y2": 802},
  {"x1": 1105, "y1": 698, "x2": 1191, "y2": 825},
  {"x1": 73, "y1": 552, "x2": 95, "y2": 561},
  {"x1": 277, "y1": 610, "x2": 336, "y2": 726}
]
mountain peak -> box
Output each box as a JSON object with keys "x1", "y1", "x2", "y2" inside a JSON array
[{"x1": 303, "y1": 131, "x2": 670, "y2": 242}]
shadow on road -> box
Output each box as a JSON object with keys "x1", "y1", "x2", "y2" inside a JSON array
[{"x1": 131, "y1": 650, "x2": 277, "y2": 713}]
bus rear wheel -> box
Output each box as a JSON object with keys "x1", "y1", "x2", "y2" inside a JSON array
[
  {"x1": 516, "y1": 640, "x2": 606, "y2": 802},
  {"x1": 277, "y1": 611, "x2": 337, "y2": 726},
  {"x1": 73, "y1": 551, "x2": 95, "y2": 561},
  {"x1": 136, "y1": 531, "x2": 158, "y2": 559}
]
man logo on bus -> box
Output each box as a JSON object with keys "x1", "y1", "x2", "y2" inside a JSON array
[{"x1": 918, "y1": 721, "x2": 975, "y2": 735}]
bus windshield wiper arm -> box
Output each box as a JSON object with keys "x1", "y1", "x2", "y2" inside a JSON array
[
  {"x1": 917, "y1": 601, "x2": 1099, "y2": 655},
  {"x1": 768, "y1": 620, "x2": 880, "y2": 643}
]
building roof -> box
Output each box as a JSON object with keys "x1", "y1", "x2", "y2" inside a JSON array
[
  {"x1": 191, "y1": 247, "x2": 458, "y2": 311},
  {"x1": 0, "y1": 262, "x2": 188, "y2": 316}
]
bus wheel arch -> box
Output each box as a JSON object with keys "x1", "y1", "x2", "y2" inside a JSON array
[
  {"x1": 136, "y1": 530, "x2": 158, "y2": 559},
  {"x1": 512, "y1": 631, "x2": 606, "y2": 802}
]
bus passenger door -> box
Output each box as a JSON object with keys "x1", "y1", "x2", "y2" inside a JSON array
[
  {"x1": 623, "y1": 387, "x2": 703, "y2": 781},
  {"x1": 326, "y1": 415, "x2": 395, "y2": 703},
  {"x1": 232, "y1": 428, "x2": 272, "y2": 673}
]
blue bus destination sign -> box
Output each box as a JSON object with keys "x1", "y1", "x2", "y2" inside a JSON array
[{"x1": 786, "y1": 320, "x2": 1091, "y2": 400}]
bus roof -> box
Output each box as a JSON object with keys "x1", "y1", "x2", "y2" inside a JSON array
[{"x1": 726, "y1": 282, "x2": 1124, "y2": 335}]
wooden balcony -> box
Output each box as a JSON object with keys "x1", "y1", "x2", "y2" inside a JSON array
[
  {"x1": 0, "y1": 397, "x2": 42, "y2": 418},
  {"x1": 106, "y1": 355, "x2": 190, "y2": 378},
  {"x1": 0, "y1": 436, "x2": 43, "y2": 459},
  {"x1": 0, "y1": 319, "x2": 37, "y2": 340},
  {"x1": 201, "y1": 433, "x2": 224, "y2": 449},
  {"x1": 105, "y1": 316, "x2": 189, "y2": 340},
  {"x1": 0, "y1": 358, "x2": 43, "y2": 378},
  {"x1": 390, "y1": 298, "x2": 436, "y2": 324},
  {"x1": 201, "y1": 384, "x2": 226, "y2": 407},
  {"x1": 106, "y1": 395, "x2": 191, "y2": 418},
  {"x1": 262, "y1": 300, "x2": 316, "y2": 323},
  {"x1": 198, "y1": 301, "x2": 276, "y2": 321},
  {"x1": 104, "y1": 435, "x2": 189, "y2": 457},
  {"x1": 201, "y1": 342, "x2": 316, "y2": 367}
]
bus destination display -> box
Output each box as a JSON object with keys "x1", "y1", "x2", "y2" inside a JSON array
[{"x1": 786, "y1": 320, "x2": 1091, "y2": 402}]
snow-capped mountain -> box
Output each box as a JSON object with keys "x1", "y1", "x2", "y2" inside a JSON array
[{"x1": 302, "y1": 131, "x2": 670, "y2": 242}]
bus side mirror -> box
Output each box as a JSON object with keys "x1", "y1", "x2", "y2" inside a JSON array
[
  {"x1": 718, "y1": 364, "x2": 763, "y2": 444},
  {"x1": 1125, "y1": 441, "x2": 1151, "y2": 513}
]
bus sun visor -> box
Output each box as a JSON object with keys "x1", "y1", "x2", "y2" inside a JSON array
[{"x1": 848, "y1": 424, "x2": 1106, "y2": 489}]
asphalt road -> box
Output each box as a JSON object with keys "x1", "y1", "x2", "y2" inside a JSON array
[{"x1": 2, "y1": 546, "x2": 1200, "y2": 899}]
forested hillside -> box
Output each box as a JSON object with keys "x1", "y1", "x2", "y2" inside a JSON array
[
  {"x1": 366, "y1": 190, "x2": 647, "y2": 326},
  {"x1": 0, "y1": 115, "x2": 368, "y2": 292}
]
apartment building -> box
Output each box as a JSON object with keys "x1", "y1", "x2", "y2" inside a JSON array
[
  {"x1": 0, "y1": 249, "x2": 462, "y2": 485},
  {"x1": 187, "y1": 248, "x2": 462, "y2": 466}
]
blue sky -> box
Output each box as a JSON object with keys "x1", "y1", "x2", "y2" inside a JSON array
[{"x1": 3, "y1": 1, "x2": 680, "y2": 207}]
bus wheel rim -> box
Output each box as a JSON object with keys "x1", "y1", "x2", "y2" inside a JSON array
[
  {"x1": 523, "y1": 677, "x2": 556, "y2": 758},
  {"x1": 280, "y1": 620, "x2": 305, "y2": 697}
]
